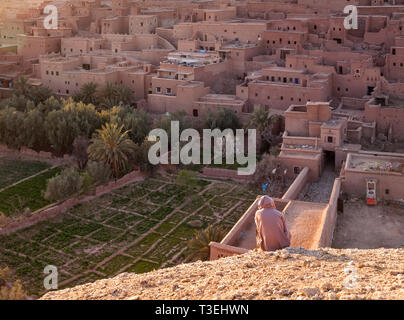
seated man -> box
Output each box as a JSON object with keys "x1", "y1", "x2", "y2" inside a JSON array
[{"x1": 255, "y1": 195, "x2": 291, "y2": 251}]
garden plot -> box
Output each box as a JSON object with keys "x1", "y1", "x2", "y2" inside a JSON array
[
  {"x1": 0, "y1": 166, "x2": 62, "y2": 216},
  {"x1": 0, "y1": 156, "x2": 51, "y2": 190},
  {"x1": 0, "y1": 173, "x2": 258, "y2": 297}
]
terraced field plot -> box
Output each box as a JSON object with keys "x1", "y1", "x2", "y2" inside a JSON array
[
  {"x1": 0, "y1": 167, "x2": 62, "y2": 216},
  {"x1": 0, "y1": 156, "x2": 51, "y2": 189},
  {"x1": 0, "y1": 173, "x2": 258, "y2": 297}
]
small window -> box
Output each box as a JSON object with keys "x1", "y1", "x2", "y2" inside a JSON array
[
  {"x1": 328, "y1": 136, "x2": 333, "y2": 143},
  {"x1": 193, "y1": 109, "x2": 198, "y2": 117},
  {"x1": 385, "y1": 189, "x2": 390, "y2": 195},
  {"x1": 294, "y1": 167, "x2": 300, "y2": 174},
  {"x1": 156, "y1": 87, "x2": 161, "y2": 93}
]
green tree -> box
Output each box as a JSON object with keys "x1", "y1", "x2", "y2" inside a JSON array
[
  {"x1": 45, "y1": 99, "x2": 102, "y2": 154},
  {"x1": 97, "y1": 83, "x2": 133, "y2": 109},
  {"x1": 132, "y1": 141, "x2": 156, "y2": 172},
  {"x1": 152, "y1": 110, "x2": 189, "y2": 144},
  {"x1": 27, "y1": 86, "x2": 53, "y2": 105},
  {"x1": 73, "y1": 82, "x2": 98, "y2": 105},
  {"x1": 186, "y1": 225, "x2": 228, "y2": 262},
  {"x1": 123, "y1": 109, "x2": 151, "y2": 143},
  {"x1": 0, "y1": 94, "x2": 29, "y2": 112},
  {"x1": 34, "y1": 96, "x2": 62, "y2": 115},
  {"x1": 0, "y1": 108, "x2": 25, "y2": 148},
  {"x1": 22, "y1": 109, "x2": 50, "y2": 150},
  {"x1": 87, "y1": 122, "x2": 136, "y2": 178},
  {"x1": 245, "y1": 107, "x2": 270, "y2": 134},
  {"x1": 246, "y1": 108, "x2": 284, "y2": 153},
  {"x1": 12, "y1": 77, "x2": 30, "y2": 97},
  {"x1": 203, "y1": 108, "x2": 240, "y2": 131}
]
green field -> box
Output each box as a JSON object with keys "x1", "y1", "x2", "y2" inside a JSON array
[
  {"x1": 0, "y1": 173, "x2": 258, "y2": 297},
  {"x1": 0, "y1": 157, "x2": 51, "y2": 189},
  {"x1": 0, "y1": 167, "x2": 62, "y2": 216}
]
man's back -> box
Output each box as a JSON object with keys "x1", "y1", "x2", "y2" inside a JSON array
[{"x1": 255, "y1": 208, "x2": 291, "y2": 251}]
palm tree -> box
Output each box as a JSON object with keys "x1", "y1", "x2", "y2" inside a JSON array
[
  {"x1": 114, "y1": 85, "x2": 133, "y2": 106},
  {"x1": 97, "y1": 83, "x2": 133, "y2": 109},
  {"x1": 73, "y1": 82, "x2": 98, "y2": 105},
  {"x1": 186, "y1": 225, "x2": 228, "y2": 262},
  {"x1": 245, "y1": 107, "x2": 270, "y2": 134},
  {"x1": 87, "y1": 122, "x2": 136, "y2": 178},
  {"x1": 246, "y1": 108, "x2": 284, "y2": 153}
]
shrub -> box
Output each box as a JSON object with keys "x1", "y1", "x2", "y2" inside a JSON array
[
  {"x1": 0, "y1": 267, "x2": 27, "y2": 300},
  {"x1": 86, "y1": 161, "x2": 111, "y2": 185},
  {"x1": 177, "y1": 169, "x2": 197, "y2": 189},
  {"x1": 132, "y1": 141, "x2": 157, "y2": 172},
  {"x1": 44, "y1": 167, "x2": 83, "y2": 202},
  {"x1": 80, "y1": 172, "x2": 95, "y2": 195}
]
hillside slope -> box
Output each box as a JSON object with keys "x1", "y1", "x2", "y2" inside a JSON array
[{"x1": 41, "y1": 247, "x2": 404, "y2": 300}]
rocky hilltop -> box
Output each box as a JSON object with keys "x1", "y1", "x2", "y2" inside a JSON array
[{"x1": 41, "y1": 247, "x2": 404, "y2": 300}]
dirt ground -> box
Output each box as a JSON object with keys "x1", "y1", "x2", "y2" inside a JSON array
[
  {"x1": 298, "y1": 167, "x2": 337, "y2": 203},
  {"x1": 333, "y1": 200, "x2": 404, "y2": 249}
]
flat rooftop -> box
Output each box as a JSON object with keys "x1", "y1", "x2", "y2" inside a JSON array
[{"x1": 347, "y1": 153, "x2": 404, "y2": 173}]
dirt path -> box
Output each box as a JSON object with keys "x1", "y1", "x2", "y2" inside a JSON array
[{"x1": 298, "y1": 167, "x2": 337, "y2": 203}]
